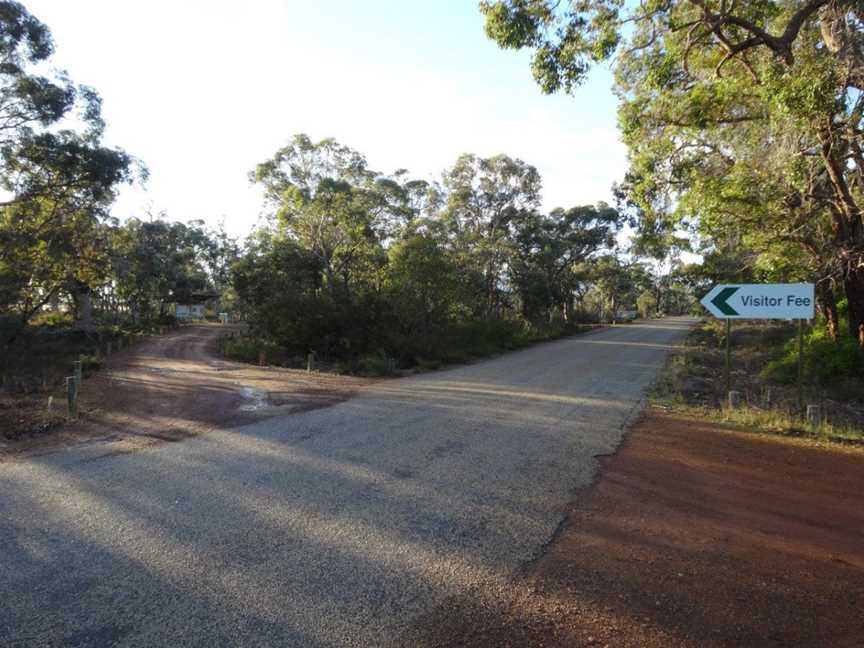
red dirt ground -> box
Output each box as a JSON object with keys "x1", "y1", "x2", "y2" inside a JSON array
[
  {"x1": 411, "y1": 408, "x2": 864, "y2": 648},
  {"x1": 0, "y1": 324, "x2": 369, "y2": 459}
]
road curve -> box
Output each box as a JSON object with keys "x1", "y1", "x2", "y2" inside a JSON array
[{"x1": 0, "y1": 317, "x2": 693, "y2": 647}]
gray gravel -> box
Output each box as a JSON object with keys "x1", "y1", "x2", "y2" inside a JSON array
[{"x1": 0, "y1": 318, "x2": 693, "y2": 647}]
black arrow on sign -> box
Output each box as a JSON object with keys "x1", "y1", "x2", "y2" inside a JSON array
[{"x1": 711, "y1": 286, "x2": 739, "y2": 316}]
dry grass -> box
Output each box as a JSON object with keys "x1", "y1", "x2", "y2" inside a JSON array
[{"x1": 651, "y1": 320, "x2": 864, "y2": 446}]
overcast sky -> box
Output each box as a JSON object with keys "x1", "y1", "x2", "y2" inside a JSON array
[{"x1": 25, "y1": 0, "x2": 627, "y2": 237}]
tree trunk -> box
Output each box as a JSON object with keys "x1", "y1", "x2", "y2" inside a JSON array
[
  {"x1": 67, "y1": 280, "x2": 95, "y2": 330},
  {"x1": 816, "y1": 281, "x2": 839, "y2": 341},
  {"x1": 844, "y1": 268, "x2": 864, "y2": 348}
]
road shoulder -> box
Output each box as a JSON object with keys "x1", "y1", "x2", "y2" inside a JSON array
[{"x1": 406, "y1": 407, "x2": 864, "y2": 647}]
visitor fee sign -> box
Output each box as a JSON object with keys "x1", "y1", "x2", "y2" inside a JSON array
[{"x1": 700, "y1": 283, "x2": 815, "y2": 320}]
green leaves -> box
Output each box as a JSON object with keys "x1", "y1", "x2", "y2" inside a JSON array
[{"x1": 482, "y1": 0, "x2": 623, "y2": 93}]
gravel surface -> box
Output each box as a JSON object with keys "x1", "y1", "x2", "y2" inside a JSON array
[
  {"x1": 410, "y1": 409, "x2": 864, "y2": 647},
  {"x1": 0, "y1": 318, "x2": 692, "y2": 647}
]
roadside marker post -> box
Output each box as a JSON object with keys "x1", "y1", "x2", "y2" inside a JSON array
[
  {"x1": 66, "y1": 376, "x2": 78, "y2": 421},
  {"x1": 700, "y1": 283, "x2": 815, "y2": 414}
]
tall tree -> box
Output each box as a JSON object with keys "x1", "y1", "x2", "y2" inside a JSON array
[
  {"x1": 253, "y1": 135, "x2": 397, "y2": 295},
  {"x1": 0, "y1": 1, "x2": 138, "y2": 338},
  {"x1": 441, "y1": 153, "x2": 542, "y2": 316},
  {"x1": 512, "y1": 204, "x2": 620, "y2": 321}
]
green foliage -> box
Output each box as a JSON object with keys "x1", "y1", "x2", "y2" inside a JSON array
[
  {"x1": 480, "y1": 0, "x2": 864, "y2": 346},
  {"x1": 0, "y1": 2, "x2": 140, "y2": 340},
  {"x1": 356, "y1": 352, "x2": 395, "y2": 377},
  {"x1": 222, "y1": 336, "x2": 280, "y2": 365},
  {"x1": 636, "y1": 290, "x2": 657, "y2": 319},
  {"x1": 762, "y1": 327, "x2": 864, "y2": 385},
  {"x1": 231, "y1": 134, "x2": 634, "y2": 373},
  {"x1": 111, "y1": 218, "x2": 231, "y2": 322},
  {"x1": 29, "y1": 310, "x2": 73, "y2": 329}
]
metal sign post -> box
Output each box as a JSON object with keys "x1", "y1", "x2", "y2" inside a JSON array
[
  {"x1": 725, "y1": 319, "x2": 731, "y2": 396},
  {"x1": 797, "y1": 319, "x2": 805, "y2": 411},
  {"x1": 701, "y1": 283, "x2": 815, "y2": 412}
]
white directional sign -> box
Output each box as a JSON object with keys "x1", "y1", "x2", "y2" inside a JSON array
[{"x1": 700, "y1": 283, "x2": 815, "y2": 319}]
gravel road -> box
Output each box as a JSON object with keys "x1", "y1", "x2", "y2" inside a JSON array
[{"x1": 0, "y1": 318, "x2": 693, "y2": 647}]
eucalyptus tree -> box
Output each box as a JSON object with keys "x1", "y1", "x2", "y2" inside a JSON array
[
  {"x1": 440, "y1": 153, "x2": 542, "y2": 316},
  {"x1": 512, "y1": 203, "x2": 621, "y2": 321},
  {"x1": 0, "y1": 2, "x2": 137, "y2": 337},
  {"x1": 481, "y1": 1, "x2": 864, "y2": 345},
  {"x1": 253, "y1": 135, "x2": 423, "y2": 296},
  {"x1": 111, "y1": 219, "x2": 215, "y2": 322}
]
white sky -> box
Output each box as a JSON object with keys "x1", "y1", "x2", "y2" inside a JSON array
[{"x1": 25, "y1": 0, "x2": 627, "y2": 238}]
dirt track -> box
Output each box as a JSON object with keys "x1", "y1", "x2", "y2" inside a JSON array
[{"x1": 1, "y1": 324, "x2": 368, "y2": 457}]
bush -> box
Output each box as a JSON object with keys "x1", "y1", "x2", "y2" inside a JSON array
[
  {"x1": 29, "y1": 311, "x2": 73, "y2": 329},
  {"x1": 154, "y1": 313, "x2": 178, "y2": 327},
  {"x1": 637, "y1": 291, "x2": 657, "y2": 319},
  {"x1": 223, "y1": 336, "x2": 280, "y2": 364},
  {"x1": 761, "y1": 327, "x2": 864, "y2": 385},
  {"x1": 357, "y1": 352, "x2": 396, "y2": 376},
  {"x1": 80, "y1": 354, "x2": 103, "y2": 377}
]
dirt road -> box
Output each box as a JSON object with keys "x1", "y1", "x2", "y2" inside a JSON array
[
  {"x1": 2, "y1": 324, "x2": 368, "y2": 457},
  {"x1": 0, "y1": 318, "x2": 692, "y2": 647}
]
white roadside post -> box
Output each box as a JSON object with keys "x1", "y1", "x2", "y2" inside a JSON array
[{"x1": 700, "y1": 283, "x2": 815, "y2": 412}]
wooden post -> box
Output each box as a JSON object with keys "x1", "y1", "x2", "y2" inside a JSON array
[
  {"x1": 724, "y1": 319, "x2": 731, "y2": 397},
  {"x1": 728, "y1": 390, "x2": 742, "y2": 409},
  {"x1": 66, "y1": 376, "x2": 78, "y2": 421},
  {"x1": 307, "y1": 352, "x2": 315, "y2": 372}
]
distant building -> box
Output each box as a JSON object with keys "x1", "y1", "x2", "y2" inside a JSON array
[
  {"x1": 175, "y1": 303, "x2": 206, "y2": 319},
  {"x1": 173, "y1": 292, "x2": 220, "y2": 320}
]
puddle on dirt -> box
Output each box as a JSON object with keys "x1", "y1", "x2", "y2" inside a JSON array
[{"x1": 238, "y1": 386, "x2": 269, "y2": 412}]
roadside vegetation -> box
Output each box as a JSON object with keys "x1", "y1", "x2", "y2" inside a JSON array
[
  {"x1": 651, "y1": 315, "x2": 864, "y2": 444},
  {"x1": 480, "y1": 1, "x2": 864, "y2": 440},
  {"x1": 482, "y1": 2, "x2": 864, "y2": 349},
  {"x1": 223, "y1": 136, "x2": 692, "y2": 375}
]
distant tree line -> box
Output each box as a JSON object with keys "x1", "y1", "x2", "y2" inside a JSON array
[{"x1": 231, "y1": 134, "x2": 673, "y2": 369}]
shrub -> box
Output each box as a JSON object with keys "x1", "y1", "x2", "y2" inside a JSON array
[
  {"x1": 357, "y1": 352, "x2": 395, "y2": 376},
  {"x1": 636, "y1": 291, "x2": 657, "y2": 319},
  {"x1": 80, "y1": 354, "x2": 102, "y2": 377},
  {"x1": 29, "y1": 311, "x2": 73, "y2": 329},
  {"x1": 154, "y1": 313, "x2": 178, "y2": 327},
  {"x1": 761, "y1": 326, "x2": 864, "y2": 385},
  {"x1": 223, "y1": 336, "x2": 280, "y2": 364}
]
